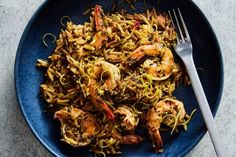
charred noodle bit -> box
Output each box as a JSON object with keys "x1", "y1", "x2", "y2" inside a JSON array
[{"x1": 37, "y1": 5, "x2": 195, "y2": 155}]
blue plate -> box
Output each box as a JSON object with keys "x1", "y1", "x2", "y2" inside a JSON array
[{"x1": 15, "y1": 0, "x2": 223, "y2": 156}]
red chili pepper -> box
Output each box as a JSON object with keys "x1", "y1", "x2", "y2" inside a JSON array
[
  {"x1": 94, "y1": 5, "x2": 103, "y2": 31},
  {"x1": 132, "y1": 21, "x2": 140, "y2": 29}
]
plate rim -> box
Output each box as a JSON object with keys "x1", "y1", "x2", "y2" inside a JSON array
[{"x1": 14, "y1": 0, "x2": 224, "y2": 156}]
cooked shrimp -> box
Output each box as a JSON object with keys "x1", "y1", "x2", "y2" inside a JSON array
[
  {"x1": 146, "y1": 98, "x2": 187, "y2": 152},
  {"x1": 94, "y1": 5, "x2": 103, "y2": 31},
  {"x1": 124, "y1": 44, "x2": 174, "y2": 80},
  {"x1": 87, "y1": 61, "x2": 120, "y2": 120},
  {"x1": 114, "y1": 106, "x2": 139, "y2": 130},
  {"x1": 88, "y1": 79, "x2": 115, "y2": 120},
  {"x1": 54, "y1": 107, "x2": 99, "y2": 147},
  {"x1": 90, "y1": 61, "x2": 121, "y2": 91},
  {"x1": 156, "y1": 15, "x2": 167, "y2": 28},
  {"x1": 90, "y1": 5, "x2": 108, "y2": 50}
]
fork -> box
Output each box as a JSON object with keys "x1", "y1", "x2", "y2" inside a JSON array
[{"x1": 168, "y1": 9, "x2": 223, "y2": 157}]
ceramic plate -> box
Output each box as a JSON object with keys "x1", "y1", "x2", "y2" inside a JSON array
[{"x1": 15, "y1": 0, "x2": 223, "y2": 156}]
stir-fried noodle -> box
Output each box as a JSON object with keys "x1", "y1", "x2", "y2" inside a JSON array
[{"x1": 36, "y1": 5, "x2": 195, "y2": 155}]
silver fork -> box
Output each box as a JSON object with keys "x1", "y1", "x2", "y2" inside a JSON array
[{"x1": 168, "y1": 9, "x2": 223, "y2": 157}]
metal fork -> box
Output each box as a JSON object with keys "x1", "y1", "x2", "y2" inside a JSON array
[{"x1": 168, "y1": 9, "x2": 223, "y2": 157}]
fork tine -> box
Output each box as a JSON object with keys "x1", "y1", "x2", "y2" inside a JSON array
[
  {"x1": 168, "y1": 11, "x2": 180, "y2": 43},
  {"x1": 173, "y1": 9, "x2": 184, "y2": 42},
  {"x1": 177, "y1": 8, "x2": 190, "y2": 40}
]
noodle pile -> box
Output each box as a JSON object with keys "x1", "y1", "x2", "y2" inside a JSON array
[{"x1": 36, "y1": 5, "x2": 194, "y2": 155}]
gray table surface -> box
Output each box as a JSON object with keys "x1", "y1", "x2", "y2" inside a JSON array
[{"x1": 0, "y1": 0, "x2": 235, "y2": 156}]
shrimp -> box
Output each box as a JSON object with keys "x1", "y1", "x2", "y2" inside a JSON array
[
  {"x1": 54, "y1": 107, "x2": 99, "y2": 147},
  {"x1": 148, "y1": 9, "x2": 167, "y2": 28},
  {"x1": 94, "y1": 5, "x2": 103, "y2": 31},
  {"x1": 90, "y1": 5, "x2": 108, "y2": 50},
  {"x1": 87, "y1": 61, "x2": 120, "y2": 120},
  {"x1": 88, "y1": 79, "x2": 115, "y2": 120},
  {"x1": 90, "y1": 61, "x2": 121, "y2": 91},
  {"x1": 124, "y1": 44, "x2": 174, "y2": 80},
  {"x1": 114, "y1": 106, "x2": 139, "y2": 130},
  {"x1": 156, "y1": 15, "x2": 167, "y2": 28},
  {"x1": 146, "y1": 98, "x2": 187, "y2": 153}
]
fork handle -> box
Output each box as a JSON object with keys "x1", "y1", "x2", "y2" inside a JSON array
[{"x1": 183, "y1": 55, "x2": 224, "y2": 157}]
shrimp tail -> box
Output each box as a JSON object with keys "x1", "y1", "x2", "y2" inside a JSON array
[
  {"x1": 101, "y1": 101, "x2": 115, "y2": 120},
  {"x1": 151, "y1": 130, "x2": 164, "y2": 153},
  {"x1": 94, "y1": 5, "x2": 103, "y2": 31},
  {"x1": 94, "y1": 97, "x2": 115, "y2": 120},
  {"x1": 89, "y1": 78, "x2": 115, "y2": 120},
  {"x1": 123, "y1": 47, "x2": 145, "y2": 67}
]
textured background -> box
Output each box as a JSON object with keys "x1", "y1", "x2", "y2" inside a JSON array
[{"x1": 0, "y1": 0, "x2": 235, "y2": 156}]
